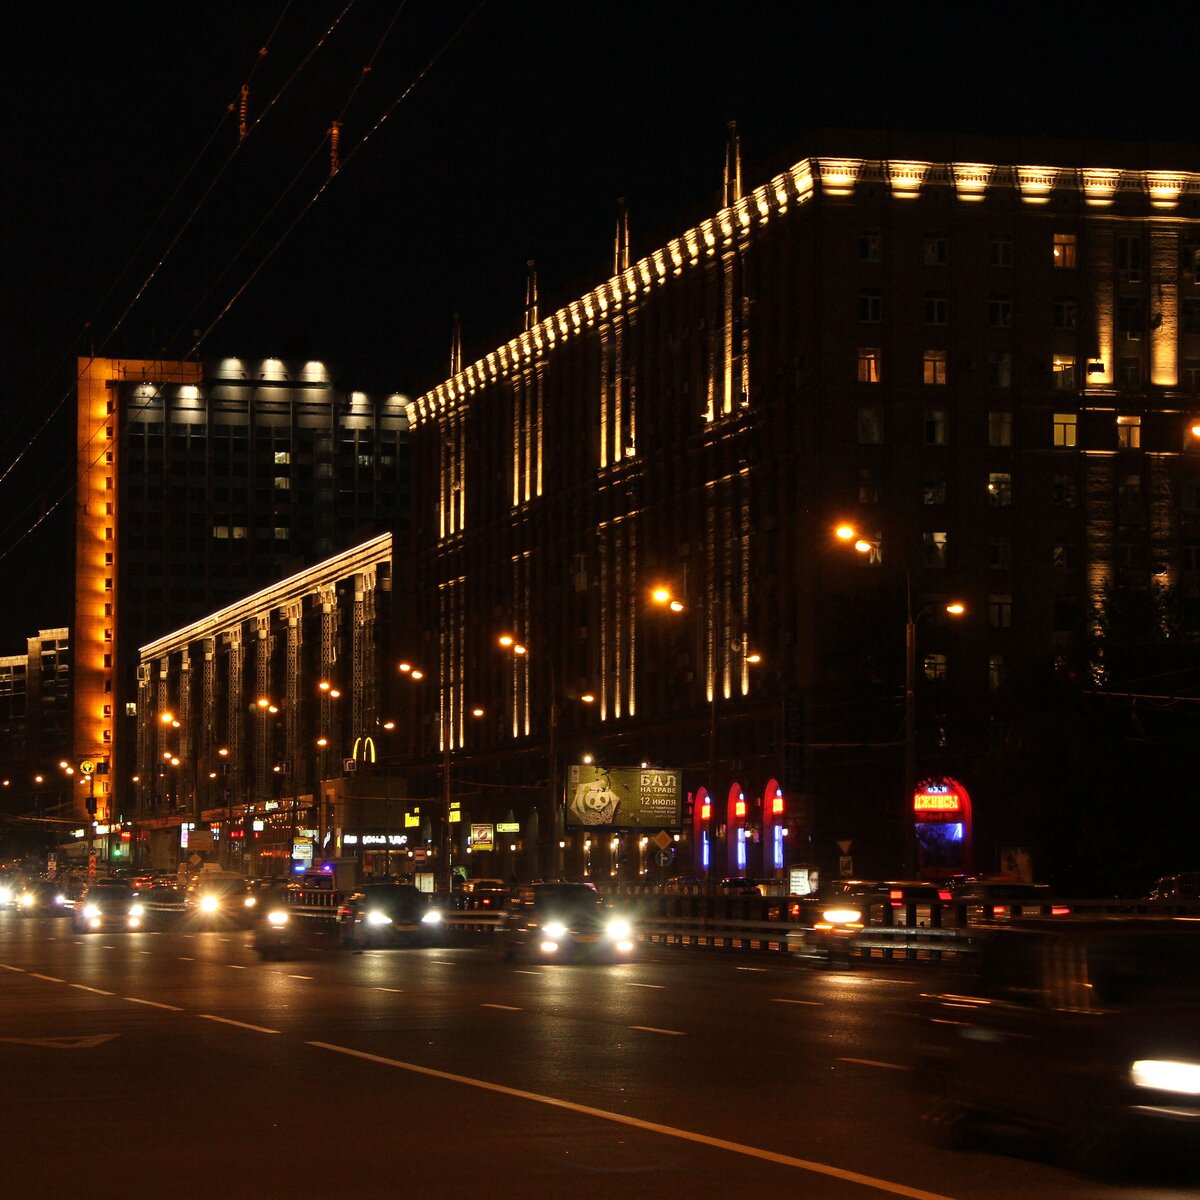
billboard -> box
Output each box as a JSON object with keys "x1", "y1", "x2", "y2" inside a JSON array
[{"x1": 566, "y1": 764, "x2": 683, "y2": 830}]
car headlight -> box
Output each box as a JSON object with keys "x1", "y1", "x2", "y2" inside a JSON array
[
  {"x1": 18, "y1": 893, "x2": 34, "y2": 908},
  {"x1": 1131, "y1": 1059, "x2": 1200, "y2": 1095},
  {"x1": 821, "y1": 908, "x2": 863, "y2": 925},
  {"x1": 366, "y1": 910, "x2": 393, "y2": 926},
  {"x1": 129, "y1": 903, "x2": 145, "y2": 918},
  {"x1": 421, "y1": 910, "x2": 443, "y2": 925},
  {"x1": 199, "y1": 895, "x2": 220, "y2": 913},
  {"x1": 606, "y1": 918, "x2": 632, "y2": 940},
  {"x1": 543, "y1": 921, "x2": 568, "y2": 939},
  {"x1": 243, "y1": 896, "x2": 257, "y2": 908},
  {"x1": 54, "y1": 895, "x2": 66, "y2": 905},
  {"x1": 0, "y1": 886, "x2": 13, "y2": 905},
  {"x1": 267, "y1": 910, "x2": 289, "y2": 927},
  {"x1": 83, "y1": 903, "x2": 100, "y2": 919}
]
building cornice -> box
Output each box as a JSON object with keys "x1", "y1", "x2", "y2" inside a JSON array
[{"x1": 407, "y1": 156, "x2": 1200, "y2": 430}]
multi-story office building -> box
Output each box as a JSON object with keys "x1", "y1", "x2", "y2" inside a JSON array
[
  {"x1": 75, "y1": 357, "x2": 408, "y2": 827},
  {"x1": 403, "y1": 130, "x2": 1200, "y2": 884},
  {"x1": 0, "y1": 627, "x2": 71, "y2": 807}
]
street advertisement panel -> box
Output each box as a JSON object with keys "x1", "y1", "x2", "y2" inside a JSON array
[
  {"x1": 566, "y1": 764, "x2": 683, "y2": 830},
  {"x1": 471, "y1": 823, "x2": 494, "y2": 851}
]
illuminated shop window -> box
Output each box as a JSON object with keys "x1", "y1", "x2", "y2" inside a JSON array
[
  {"x1": 857, "y1": 347, "x2": 881, "y2": 383},
  {"x1": 1052, "y1": 233, "x2": 1076, "y2": 269},
  {"x1": 922, "y1": 350, "x2": 947, "y2": 386}
]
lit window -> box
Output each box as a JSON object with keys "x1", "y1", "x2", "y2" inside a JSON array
[
  {"x1": 988, "y1": 296, "x2": 1012, "y2": 328},
  {"x1": 231, "y1": 527, "x2": 247, "y2": 540},
  {"x1": 1052, "y1": 356, "x2": 1076, "y2": 390},
  {"x1": 1117, "y1": 415, "x2": 1141, "y2": 449},
  {"x1": 922, "y1": 531, "x2": 948, "y2": 568},
  {"x1": 274, "y1": 477, "x2": 290, "y2": 490},
  {"x1": 988, "y1": 594, "x2": 1013, "y2": 628},
  {"x1": 987, "y1": 472, "x2": 1012, "y2": 506},
  {"x1": 274, "y1": 527, "x2": 289, "y2": 540},
  {"x1": 857, "y1": 347, "x2": 882, "y2": 383},
  {"x1": 1053, "y1": 412, "x2": 1078, "y2": 447},
  {"x1": 274, "y1": 451, "x2": 291, "y2": 465},
  {"x1": 923, "y1": 653, "x2": 947, "y2": 681},
  {"x1": 923, "y1": 350, "x2": 947, "y2": 385},
  {"x1": 212, "y1": 526, "x2": 229, "y2": 539},
  {"x1": 1052, "y1": 233, "x2": 1076, "y2": 268},
  {"x1": 988, "y1": 411, "x2": 1012, "y2": 447}
]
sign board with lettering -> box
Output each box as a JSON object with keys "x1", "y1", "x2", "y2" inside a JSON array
[
  {"x1": 189, "y1": 831, "x2": 214, "y2": 852},
  {"x1": 470, "y1": 824, "x2": 494, "y2": 851},
  {"x1": 566, "y1": 765, "x2": 683, "y2": 830}
]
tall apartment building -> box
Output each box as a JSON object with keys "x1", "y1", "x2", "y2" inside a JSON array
[
  {"x1": 75, "y1": 357, "x2": 408, "y2": 825},
  {"x1": 403, "y1": 130, "x2": 1200, "y2": 883},
  {"x1": 0, "y1": 627, "x2": 71, "y2": 807}
]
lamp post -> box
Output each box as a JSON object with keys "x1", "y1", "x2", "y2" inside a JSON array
[{"x1": 834, "y1": 524, "x2": 966, "y2": 877}]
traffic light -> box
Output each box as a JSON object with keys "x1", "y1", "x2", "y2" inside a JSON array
[
  {"x1": 699, "y1": 798, "x2": 711, "y2": 822},
  {"x1": 85, "y1": 796, "x2": 97, "y2": 816}
]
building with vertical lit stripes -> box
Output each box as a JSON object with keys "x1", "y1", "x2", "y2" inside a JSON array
[
  {"x1": 74, "y1": 357, "x2": 408, "y2": 840},
  {"x1": 402, "y1": 130, "x2": 1200, "y2": 884}
]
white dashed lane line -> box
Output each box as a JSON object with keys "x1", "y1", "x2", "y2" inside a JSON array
[
  {"x1": 28, "y1": 973, "x2": 64, "y2": 983},
  {"x1": 629, "y1": 1025, "x2": 686, "y2": 1036},
  {"x1": 772, "y1": 998, "x2": 821, "y2": 1006},
  {"x1": 838, "y1": 1057, "x2": 910, "y2": 1071},
  {"x1": 198, "y1": 1015, "x2": 279, "y2": 1034},
  {"x1": 482, "y1": 1003, "x2": 522, "y2": 1011},
  {"x1": 226, "y1": 965, "x2": 246, "y2": 970},
  {"x1": 286, "y1": 974, "x2": 314, "y2": 980},
  {"x1": 628, "y1": 982, "x2": 665, "y2": 989},
  {"x1": 513, "y1": 970, "x2": 542, "y2": 976},
  {"x1": 70, "y1": 984, "x2": 114, "y2": 995},
  {"x1": 124, "y1": 997, "x2": 183, "y2": 1011},
  {"x1": 0, "y1": 964, "x2": 26, "y2": 972},
  {"x1": 372, "y1": 987, "x2": 403, "y2": 993}
]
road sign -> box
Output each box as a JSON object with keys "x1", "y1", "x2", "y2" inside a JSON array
[
  {"x1": 471, "y1": 823, "x2": 494, "y2": 851},
  {"x1": 654, "y1": 849, "x2": 672, "y2": 867},
  {"x1": 189, "y1": 830, "x2": 214, "y2": 852},
  {"x1": 653, "y1": 830, "x2": 672, "y2": 851},
  {"x1": 839, "y1": 855, "x2": 854, "y2": 877},
  {"x1": 343, "y1": 758, "x2": 357, "y2": 773},
  {"x1": 87, "y1": 853, "x2": 97, "y2": 878},
  {"x1": 78, "y1": 759, "x2": 96, "y2": 775},
  {"x1": 836, "y1": 839, "x2": 853, "y2": 854}
]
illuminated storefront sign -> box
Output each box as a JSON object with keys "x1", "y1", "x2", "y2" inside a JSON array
[
  {"x1": 914, "y1": 792, "x2": 961, "y2": 812},
  {"x1": 343, "y1": 834, "x2": 409, "y2": 847}
]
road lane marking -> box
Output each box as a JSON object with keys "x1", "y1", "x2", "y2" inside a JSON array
[
  {"x1": 772, "y1": 998, "x2": 821, "y2": 1006},
  {"x1": 305, "y1": 1041, "x2": 959, "y2": 1200},
  {"x1": 629, "y1": 1025, "x2": 685, "y2": 1036},
  {"x1": 227, "y1": 965, "x2": 246, "y2": 970},
  {"x1": 513, "y1": 969, "x2": 542, "y2": 976},
  {"x1": 0, "y1": 964, "x2": 26, "y2": 972},
  {"x1": 178, "y1": 957, "x2": 194, "y2": 962},
  {"x1": 124, "y1": 997, "x2": 183, "y2": 1011},
  {"x1": 28, "y1": 973, "x2": 64, "y2": 983},
  {"x1": 70, "y1": 984, "x2": 114, "y2": 995},
  {"x1": 628, "y1": 982, "x2": 665, "y2": 989},
  {"x1": 372, "y1": 987, "x2": 404, "y2": 993},
  {"x1": 198, "y1": 1015, "x2": 279, "y2": 1034},
  {"x1": 139, "y1": 951, "x2": 152, "y2": 956},
  {"x1": 482, "y1": 1003, "x2": 521, "y2": 1011},
  {"x1": 839, "y1": 1057, "x2": 911, "y2": 1072},
  {"x1": 735, "y1": 966, "x2": 768, "y2": 972},
  {"x1": 286, "y1": 974, "x2": 313, "y2": 980},
  {"x1": 0, "y1": 1034, "x2": 118, "y2": 1048}
]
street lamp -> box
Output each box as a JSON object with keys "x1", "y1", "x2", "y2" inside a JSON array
[
  {"x1": 650, "y1": 584, "x2": 762, "y2": 882},
  {"x1": 834, "y1": 523, "x2": 966, "y2": 877}
]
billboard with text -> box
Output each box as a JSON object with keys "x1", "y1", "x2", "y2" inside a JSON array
[{"x1": 566, "y1": 764, "x2": 683, "y2": 830}]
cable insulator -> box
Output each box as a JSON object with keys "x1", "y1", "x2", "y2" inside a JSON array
[
  {"x1": 329, "y1": 121, "x2": 341, "y2": 177},
  {"x1": 239, "y1": 85, "x2": 249, "y2": 142}
]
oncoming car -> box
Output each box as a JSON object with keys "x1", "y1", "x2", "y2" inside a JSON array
[
  {"x1": 185, "y1": 874, "x2": 255, "y2": 925},
  {"x1": 502, "y1": 882, "x2": 636, "y2": 962},
  {"x1": 337, "y1": 883, "x2": 443, "y2": 949},
  {"x1": 16, "y1": 880, "x2": 70, "y2": 917},
  {"x1": 73, "y1": 882, "x2": 146, "y2": 932},
  {"x1": 807, "y1": 879, "x2": 949, "y2": 962}
]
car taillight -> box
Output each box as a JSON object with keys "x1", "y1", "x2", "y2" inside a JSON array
[
  {"x1": 994, "y1": 905, "x2": 1009, "y2": 917},
  {"x1": 889, "y1": 889, "x2": 903, "y2": 905},
  {"x1": 938, "y1": 890, "x2": 952, "y2": 902},
  {"x1": 1051, "y1": 905, "x2": 1071, "y2": 916}
]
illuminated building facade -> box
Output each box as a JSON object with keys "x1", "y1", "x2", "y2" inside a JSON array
[
  {"x1": 134, "y1": 534, "x2": 394, "y2": 872},
  {"x1": 0, "y1": 628, "x2": 71, "y2": 808},
  {"x1": 405, "y1": 130, "x2": 1200, "y2": 882},
  {"x1": 75, "y1": 357, "x2": 408, "y2": 829}
]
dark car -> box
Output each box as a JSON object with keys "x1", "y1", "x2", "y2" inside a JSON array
[
  {"x1": 806, "y1": 879, "x2": 948, "y2": 961},
  {"x1": 184, "y1": 874, "x2": 255, "y2": 925},
  {"x1": 337, "y1": 883, "x2": 443, "y2": 948},
  {"x1": 948, "y1": 879, "x2": 1067, "y2": 924},
  {"x1": 15, "y1": 880, "x2": 70, "y2": 917},
  {"x1": 73, "y1": 882, "x2": 146, "y2": 932},
  {"x1": 501, "y1": 882, "x2": 636, "y2": 962},
  {"x1": 252, "y1": 883, "x2": 296, "y2": 960},
  {"x1": 913, "y1": 918, "x2": 1200, "y2": 1176}
]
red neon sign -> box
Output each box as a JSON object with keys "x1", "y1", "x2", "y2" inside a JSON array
[{"x1": 914, "y1": 793, "x2": 961, "y2": 812}]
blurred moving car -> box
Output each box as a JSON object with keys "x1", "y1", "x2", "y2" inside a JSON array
[
  {"x1": 16, "y1": 880, "x2": 70, "y2": 917},
  {"x1": 252, "y1": 883, "x2": 295, "y2": 960},
  {"x1": 807, "y1": 879, "x2": 948, "y2": 961},
  {"x1": 1148, "y1": 872, "x2": 1200, "y2": 902},
  {"x1": 462, "y1": 878, "x2": 509, "y2": 909},
  {"x1": 502, "y1": 882, "x2": 636, "y2": 962},
  {"x1": 914, "y1": 918, "x2": 1200, "y2": 1175},
  {"x1": 337, "y1": 883, "x2": 442, "y2": 948},
  {"x1": 949, "y1": 878, "x2": 1068, "y2": 923},
  {"x1": 73, "y1": 882, "x2": 146, "y2": 932},
  {"x1": 185, "y1": 873, "x2": 255, "y2": 925}
]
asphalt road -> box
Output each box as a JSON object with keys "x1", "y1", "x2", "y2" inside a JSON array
[{"x1": 0, "y1": 911, "x2": 1192, "y2": 1200}]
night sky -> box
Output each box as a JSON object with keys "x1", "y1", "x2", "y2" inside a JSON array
[{"x1": 0, "y1": 2, "x2": 1192, "y2": 644}]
